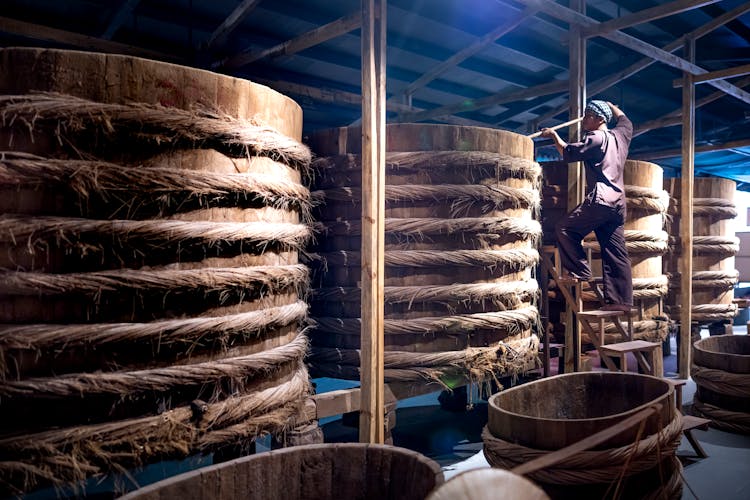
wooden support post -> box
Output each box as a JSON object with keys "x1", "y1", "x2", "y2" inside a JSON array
[
  {"x1": 679, "y1": 38, "x2": 695, "y2": 379},
  {"x1": 359, "y1": 0, "x2": 386, "y2": 444},
  {"x1": 564, "y1": 0, "x2": 585, "y2": 374}
]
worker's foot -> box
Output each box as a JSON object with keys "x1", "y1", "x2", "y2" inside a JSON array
[
  {"x1": 559, "y1": 272, "x2": 590, "y2": 282},
  {"x1": 601, "y1": 303, "x2": 631, "y2": 312}
]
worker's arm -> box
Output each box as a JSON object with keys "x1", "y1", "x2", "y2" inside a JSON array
[{"x1": 540, "y1": 127, "x2": 567, "y2": 156}]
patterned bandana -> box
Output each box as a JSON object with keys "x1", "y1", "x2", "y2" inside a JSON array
[{"x1": 586, "y1": 100, "x2": 613, "y2": 125}]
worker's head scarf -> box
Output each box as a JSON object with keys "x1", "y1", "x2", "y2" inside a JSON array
[{"x1": 586, "y1": 100, "x2": 613, "y2": 125}]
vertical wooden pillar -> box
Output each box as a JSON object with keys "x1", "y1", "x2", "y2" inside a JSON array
[
  {"x1": 359, "y1": 0, "x2": 386, "y2": 444},
  {"x1": 679, "y1": 38, "x2": 696, "y2": 379},
  {"x1": 564, "y1": 0, "x2": 585, "y2": 373}
]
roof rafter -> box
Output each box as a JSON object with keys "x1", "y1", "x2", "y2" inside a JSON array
[
  {"x1": 206, "y1": 0, "x2": 263, "y2": 50},
  {"x1": 528, "y1": 1, "x2": 750, "y2": 125},
  {"x1": 0, "y1": 15, "x2": 177, "y2": 62},
  {"x1": 395, "y1": 6, "x2": 538, "y2": 100},
  {"x1": 216, "y1": 11, "x2": 360, "y2": 69},
  {"x1": 517, "y1": 0, "x2": 750, "y2": 105},
  {"x1": 101, "y1": 0, "x2": 141, "y2": 40},
  {"x1": 395, "y1": 79, "x2": 567, "y2": 123},
  {"x1": 635, "y1": 75, "x2": 750, "y2": 137},
  {"x1": 582, "y1": 0, "x2": 722, "y2": 37}
]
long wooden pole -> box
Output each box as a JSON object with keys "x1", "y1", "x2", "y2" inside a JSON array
[
  {"x1": 359, "y1": 0, "x2": 386, "y2": 444},
  {"x1": 527, "y1": 116, "x2": 583, "y2": 138},
  {"x1": 679, "y1": 38, "x2": 695, "y2": 379}
]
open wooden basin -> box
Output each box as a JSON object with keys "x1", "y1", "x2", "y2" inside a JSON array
[
  {"x1": 487, "y1": 372, "x2": 674, "y2": 449},
  {"x1": 120, "y1": 443, "x2": 444, "y2": 500}
]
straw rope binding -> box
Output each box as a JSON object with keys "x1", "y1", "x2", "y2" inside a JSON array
[
  {"x1": 308, "y1": 334, "x2": 539, "y2": 386},
  {"x1": 313, "y1": 305, "x2": 538, "y2": 337},
  {"x1": 0, "y1": 93, "x2": 311, "y2": 171},
  {"x1": 311, "y1": 151, "x2": 541, "y2": 183},
  {"x1": 0, "y1": 215, "x2": 311, "y2": 251},
  {"x1": 667, "y1": 270, "x2": 739, "y2": 291},
  {"x1": 306, "y1": 248, "x2": 539, "y2": 270},
  {"x1": 482, "y1": 411, "x2": 683, "y2": 485},
  {"x1": 691, "y1": 397, "x2": 750, "y2": 434},
  {"x1": 0, "y1": 153, "x2": 313, "y2": 221},
  {"x1": 584, "y1": 230, "x2": 668, "y2": 255},
  {"x1": 319, "y1": 216, "x2": 542, "y2": 244},
  {"x1": 313, "y1": 280, "x2": 539, "y2": 306},
  {"x1": 1, "y1": 264, "x2": 309, "y2": 297},
  {"x1": 312, "y1": 184, "x2": 540, "y2": 216},
  {"x1": 0, "y1": 363, "x2": 311, "y2": 495},
  {"x1": 691, "y1": 364, "x2": 750, "y2": 398}
]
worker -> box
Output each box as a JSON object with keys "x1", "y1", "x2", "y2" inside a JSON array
[{"x1": 540, "y1": 100, "x2": 633, "y2": 312}]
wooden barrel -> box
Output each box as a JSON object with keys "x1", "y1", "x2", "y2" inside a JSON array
[
  {"x1": 0, "y1": 48, "x2": 312, "y2": 495},
  {"x1": 540, "y1": 160, "x2": 569, "y2": 247},
  {"x1": 542, "y1": 160, "x2": 670, "y2": 344},
  {"x1": 427, "y1": 469, "x2": 550, "y2": 500},
  {"x1": 664, "y1": 177, "x2": 739, "y2": 325},
  {"x1": 120, "y1": 443, "x2": 444, "y2": 500},
  {"x1": 305, "y1": 123, "x2": 541, "y2": 385},
  {"x1": 483, "y1": 372, "x2": 682, "y2": 499},
  {"x1": 692, "y1": 335, "x2": 750, "y2": 434}
]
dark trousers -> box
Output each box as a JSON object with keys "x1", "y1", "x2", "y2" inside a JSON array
[{"x1": 555, "y1": 201, "x2": 633, "y2": 306}]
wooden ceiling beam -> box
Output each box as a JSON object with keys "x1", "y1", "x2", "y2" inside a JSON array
[
  {"x1": 217, "y1": 11, "x2": 360, "y2": 69},
  {"x1": 395, "y1": 6, "x2": 537, "y2": 99},
  {"x1": 631, "y1": 137, "x2": 750, "y2": 161},
  {"x1": 253, "y1": 78, "x2": 489, "y2": 127},
  {"x1": 0, "y1": 16, "x2": 178, "y2": 62},
  {"x1": 206, "y1": 0, "x2": 263, "y2": 49},
  {"x1": 525, "y1": 1, "x2": 750, "y2": 128},
  {"x1": 634, "y1": 75, "x2": 750, "y2": 137},
  {"x1": 582, "y1": 0, "x2": 721, "y2": 37},
  {"x1": 517, "y1": 0, "x2": 750, "y2": 105},
  {"x1": 101, "y1": 0, "x2": 141, "y2": 40},
  {"x1": 672, "y1": 62, "x2": 750, "y2": 86},
  {"x1": 395, "y1": 79, "x2": 567, "y2": 123}
]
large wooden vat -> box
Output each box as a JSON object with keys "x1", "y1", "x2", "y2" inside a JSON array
[
  {"x1": 483, "y1": 372, "x2": 682, "y2": 499},
  {"x1": 692, "y1": 335, "x2": 750, "y2": 433},
  {"x1": 305, "y1": 124, "x2": 541, "y2": 385},
  {"x1": 664, "y1": 177, "x2": 739, "y2": 325},
  {"x1": 0, "y1": 48, "x2": 312, "y2": 495},
  {"x1": 541, "y1": 160, "x2": 670, "y2": 344},
  {"x1": 120, "y1": 443, "x2": 444, "y2": 500}
]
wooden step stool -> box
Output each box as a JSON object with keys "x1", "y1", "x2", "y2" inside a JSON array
[
  {"x1": 665, "y1": 378, "x2": 711, "y2": 458},
  {"x1": 539, "y1": 342, "x2": 566, "y2": 375},
  {"x1": 598, "y1": 340, "x2": 663, "y2": 377}
]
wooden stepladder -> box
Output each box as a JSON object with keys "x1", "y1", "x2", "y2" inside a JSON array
[{"x1": 541, "y1": 245, "x2": 662, "y2": 374}]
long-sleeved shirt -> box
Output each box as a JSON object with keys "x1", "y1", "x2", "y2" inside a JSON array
[{"x1": 562, "y1": 115, "x2": 633, "y2": 211}]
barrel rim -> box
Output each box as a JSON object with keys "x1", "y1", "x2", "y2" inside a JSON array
[
  {"x1": 693, "y1": 334, "x2": 750, "y2": 358},
  {"x1": 0, "y1": 46, "x2": 303, "y2": 124},
  {"x1": 119, "y1": 443, "x2": 445, "y2": 499},
  {"x1": 487, "y1": 371, "x2": 673, "y2": 424}
]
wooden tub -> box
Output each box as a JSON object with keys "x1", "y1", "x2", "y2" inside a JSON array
[
  {"x1": 120, "y1": 443, "x2": 444, "y2": 500},
  {"x1": 692, "y1": 335, "x2": 750, "y2": 433},
  {"x1": 483, "y1": 372, "x2": 682, "y2": 499}
]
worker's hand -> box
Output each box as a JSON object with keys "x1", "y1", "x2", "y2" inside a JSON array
[
  {"x1": 539, "y1": 127, "x2": 555, "y2": 138},
  {"x1": 606, "y1": 101, "x2": 625, "y2": 118}
]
